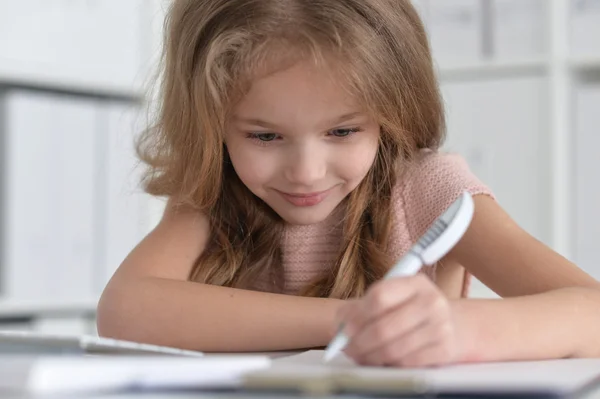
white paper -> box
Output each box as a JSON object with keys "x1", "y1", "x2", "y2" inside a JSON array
[
  {"x1": 276, "y1": 349, "x2": 355, "y2": 368},
  {"x1": 0, "y1": 354, "x2": 271, "y2": 395}
]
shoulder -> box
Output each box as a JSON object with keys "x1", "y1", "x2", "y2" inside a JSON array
[
  {"x1": 114, "y1": 198, "x2": 210, "y2": 281},
  {"x1": 392, "y1": 149, "x2": 495, "y2": 239}
]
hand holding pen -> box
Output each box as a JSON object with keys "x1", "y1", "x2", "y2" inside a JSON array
[{"x1": 324, "y1": 192, "x2": 475, "y2": 367}]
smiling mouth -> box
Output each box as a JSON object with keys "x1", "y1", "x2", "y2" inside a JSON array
[{"x1": 277, "y1": 187, "x2": 335, "y2": 207}]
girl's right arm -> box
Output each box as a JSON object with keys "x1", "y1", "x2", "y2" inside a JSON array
[{"x1": 96, "y1": 200, "x2": 343, "y2": 352}]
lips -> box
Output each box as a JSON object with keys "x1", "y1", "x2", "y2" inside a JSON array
[{"x1": 278, "y1": 188, "x2": 333, "y2": 207}]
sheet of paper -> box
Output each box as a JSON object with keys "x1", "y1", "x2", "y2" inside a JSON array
[
  {"x1": 0, "y1": 354, "x2": 272, "y2": 395},
  {"x1": 275, "y1": 349, "x2": 355, "y2": 367},
  {"x1": 271, "y1": 350, "x2": 600, "y2": 395}
]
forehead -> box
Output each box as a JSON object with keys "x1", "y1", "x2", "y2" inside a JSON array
[{"x1": 232, "y1": 59, "x2": 368, "y2": 120}]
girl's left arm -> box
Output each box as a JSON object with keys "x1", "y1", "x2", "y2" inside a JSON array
[{"x1": 447, "y1": 195, "x2": 600, "y2": 362}]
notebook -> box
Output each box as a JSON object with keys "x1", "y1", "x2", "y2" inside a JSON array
[
  {"x1": 244, "y1": 350, "x2": 600, "y2": 398},
  {"x1": 0, "y1": 330, "x2": 203, "y2": 356}
]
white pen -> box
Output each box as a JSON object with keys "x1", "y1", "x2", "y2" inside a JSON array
[{"x1": 322, "y1": 191, "x2": 475, "y2": 363}]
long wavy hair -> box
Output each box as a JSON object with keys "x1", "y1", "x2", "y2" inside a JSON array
[{"x1": 137, "y1": 0, "x2": 445, "y2": 299}]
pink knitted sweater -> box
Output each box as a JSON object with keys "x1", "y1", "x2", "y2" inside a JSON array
[{"x1": 252, "y1": 149, "x2": 494, "y2": 298}]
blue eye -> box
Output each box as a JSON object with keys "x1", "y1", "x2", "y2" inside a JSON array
[
  {"x1": 246, "y1": 132, "x2": 280, "y2": 146},
  {"x1": 247, "y1": 132, "x2": 278, "y2": 142},
  {"x1": 254, "y1": 133, "x2": 277, "y2": 141},
  {"x1": 330, "y1": 127, "x2": 361, "y2": 137}
]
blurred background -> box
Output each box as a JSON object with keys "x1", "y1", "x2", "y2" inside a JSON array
[{"x1": 0, "y1": 0, "x2": 598, "y2": 335}]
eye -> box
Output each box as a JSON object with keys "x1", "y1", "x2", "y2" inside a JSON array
[
  {"x1": 329, "y1": 127, "x2": 362, "y2": 138},
  {"x1": 253, "y1": 133, "x2": 278, "y2": 141},
  {"x1": 246, "y1": 132, "x2": 279, "y2": 142}
]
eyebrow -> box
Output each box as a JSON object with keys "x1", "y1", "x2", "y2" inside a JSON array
[{"x1": 233, "y1": 111, "x2": 365, "y2": 129}]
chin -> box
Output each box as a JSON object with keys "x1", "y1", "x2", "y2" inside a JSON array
[
  {"x1": 270, "y1": 203, "x2": 339, "y2": 226},
  {"x1": 279, "y1": 212, "x2": 330, "y2": 225}
]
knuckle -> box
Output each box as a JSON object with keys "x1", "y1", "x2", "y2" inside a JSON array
[
  {"x1": 371, "y1": 323, "x2": 390, "y2": 343},
  {"x1": 369, "y1": 284, "x2": 390, "y2": 310},
  {"x1": 430, "y1": 295, "x2": 449, "y2": 314}
]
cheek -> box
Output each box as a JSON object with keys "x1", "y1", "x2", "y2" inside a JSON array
[
  {"x1": 337, "y1": 137, "x2": 379, "y2": 180},
  {"x1": 226, "y1": 143, "x2": 276, "y2": 189}
]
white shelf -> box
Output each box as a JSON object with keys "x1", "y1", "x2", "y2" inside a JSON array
[
  {"x1": 570, "y1": 56, "x2": 600, "y2": 73},
  {"x1": 0, "y1": 298, "x2": 98, "y2": 318},
  {"x1": 438, "y1": 58, "x2": 549, "y2": 81},
  {"x1": 0, "y1": 62, "x2": 144, "y2": 100}
]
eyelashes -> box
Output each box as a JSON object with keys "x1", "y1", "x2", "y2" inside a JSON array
[
  {"x1": 246, "y1": 127, "x2": 363, "y2": 147},
  {"x1": 248, "y1": 133, "x2": 278, "y2": 143}
]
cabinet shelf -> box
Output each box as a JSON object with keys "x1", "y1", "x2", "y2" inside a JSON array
[
  {"x1": 570, "y1": 56, "x2": 600, "y2": 73},
  {"x1": 0, "y1": 299, "x2": 98, "y2": 319},
  {"x1": 438, "y1": 58, "x2": 549, "y2": 81},
  {"x1": 0, "y1": 62, "x2": 144, "y2": 101}
]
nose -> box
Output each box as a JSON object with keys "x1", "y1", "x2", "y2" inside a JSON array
[{"x1": 283, "y1": 143, "x2": 326, "y2": 187}]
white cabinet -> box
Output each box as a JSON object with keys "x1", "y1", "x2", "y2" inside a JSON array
[
  {"x1": 0, "y1": 91, "x2": 161, "y2": 305},
  {"x1": 0, "y1": 0, "x2": 147, "y2": 94},
  {"x1": 441, "y1": 77, "x2": 551, "y2": 298},
  {"x1": 427, "y1": 0, "x2": 484, "y2": 65},
  {"x1": 570, "y1": 0, "x2": 600, "y2": 58},
  {"x1": 573, "y1": 83, "x2": 600, "y2": 281},
  {"x1": 441, "y1": 77, "x2": 551, "y2": 245},
  {"x1": 491, "y1": 0, "x2": 546, "y2": 59},
  {"x1": 1, "y1": 91, "x2": 98, "y2": 302},
  {"x1": 98, "y1": 103, "x2": 161, "y2": 292}
]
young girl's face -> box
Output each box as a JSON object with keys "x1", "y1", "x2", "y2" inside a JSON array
[{"x1": 225, "y1": 60, "x2": 380, "y2": 225}]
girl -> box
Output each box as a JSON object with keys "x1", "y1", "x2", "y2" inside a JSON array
[{"x1": 97, "y1": 0, "x2": 600, "y2": 367}]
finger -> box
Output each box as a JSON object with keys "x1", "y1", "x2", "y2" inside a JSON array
[
  {"x1": 346, "y1": 275, "x2": 442, "y2": 353},
  {"x1": 346, "y1": 294, "x2": 431, "y2": 359},
  {"x1": 363, "y1": 274, "x2": 435, "y2": 321},
  {"x1": 394, "y1": 339, "x2": 456, "y2": 368},
  {"x1": 345, "y1": 274, "x2": 437, "y2": 344},
  {"x1": 360, "y1": 320, "x2": 454, "y2": 368}
]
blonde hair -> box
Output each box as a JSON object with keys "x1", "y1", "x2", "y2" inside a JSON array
[{"x1": 138, "y1": 0, "x2": 445, "y2": 299}]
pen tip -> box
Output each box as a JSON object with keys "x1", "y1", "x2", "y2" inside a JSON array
[
  {"x1": 322, "y1": 349, "x2": 335, "y2": 363},
  {"x1": 322, "y1": 334, "x2": 348, "y2": 363}
]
